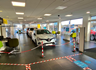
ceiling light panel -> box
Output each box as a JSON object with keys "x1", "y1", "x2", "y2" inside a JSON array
[
  {"x1": 16, "y1": 12, "x2": 24, "y2": 15},
  {"x1": 56, "y1": 6, "x2": 67, "y2": 10},
  {"x1": 86, "y1": 11, "x2": 90, "y2": 14},
  {"x1": 37, "y1": 18, "x2": 42, "y2": 20},
  {"x1": 18, "y1": 17, "x2": 23, "y2": 19},
  {"x1": 0, "y1": 10, "x2": 2, "y2": 12},
  {"x1": 65, "y1": 14, "x2": 72, "y2": 17},
  {"x1": 12, "y1": 1, "x2": 25, "y2": 7},
  {"x1": 44, "y1": 14, "x2": 51, "y2": 16}
]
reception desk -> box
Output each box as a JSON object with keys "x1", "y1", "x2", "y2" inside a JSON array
[{"x1": 63, "y1": 32, "x2": 71, "y2": 41}]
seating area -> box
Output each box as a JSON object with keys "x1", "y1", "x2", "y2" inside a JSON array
[{"x1": 0, "y1": 36, "x2": 20, "y2": 55}]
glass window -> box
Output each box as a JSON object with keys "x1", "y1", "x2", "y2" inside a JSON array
[
  {"x1": 37, "y1": 30, "x2": 51, "y2": 34},
  {"x1": 91, "y1": 16, "x2": 96, "y2": 20},
  {"x1": 70, "y1": 18, "x2": 83, "y2": 25}
]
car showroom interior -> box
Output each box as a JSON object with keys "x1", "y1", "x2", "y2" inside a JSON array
[{"x1": 0, "y1": 0, "x2": 96, "y2": 70}]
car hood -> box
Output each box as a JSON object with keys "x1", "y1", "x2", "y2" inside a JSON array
[{"x1": 37, "y1": 34, "x2": 54, "y2": 39}]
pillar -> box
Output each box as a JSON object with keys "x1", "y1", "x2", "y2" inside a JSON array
[
  {"x1": 47, "y1": 23, "x2": 49, "y2": 30},
  {"x1": 23, "y1": 24, "x2": 25, "y2": 30},
  {"x1": 2, "y1": 25, "x2": 6, "y2": 38},
  {"x1": 83, "y1": 15, "x2": 91, "y2": 41},
  {"x1": 57, "y1": 21, "x2": 61, "y2": 34},
  {"x1": 10, "y1": 23, "x2": 14, "y2": 37}
]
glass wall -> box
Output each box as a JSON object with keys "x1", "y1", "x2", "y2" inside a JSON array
[
  {"x1": 90, "y1": 16, "x2": 96, "y2": 41},
  {"x1": 54, "y1": 22, "x2": 58, "y2": 32},
  {"x1": 61, "y1": 18, "x2": 83, "y2": 34},
  {"x1": 49, "y1": 23, "x2": 54, "y2": 32}
]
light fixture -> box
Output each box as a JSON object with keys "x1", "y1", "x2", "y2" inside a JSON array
[
  {"x1": 16, "y1": 12, "x2": 24, "y2": 15},
  {"x1": 11, "y1": 1, "x2": 25, "y2": 7},
  {"x1": 86, "y1": 11, "x2": 90, "y2": 14},
  {"x1": 56, "y1": 6, "x2": 67, "y2": 10},
  {"x1": 65, "y1": 14, "x2": 72, "y2": 17},
  {"x1": 46, "y1": 20, "x2": 49, "y2": 22},
  {"x1": 0, "y1": 10, "x2": 2, "y2": 12},
  {"x1": 18, "y1": 17, "x2": 23, "y2": 19},
  {"x1": 44, "y1": 14, "x2": 51, "y2": 16},
  {"x1": 37, "y1": 18, "x2": 42, "y2": 20}
]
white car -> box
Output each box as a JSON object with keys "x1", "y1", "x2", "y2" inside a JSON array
[
  {"x1": 28, "y1": 28, "x2": 37, "y2": 37},
  {"x1": 32, "y1": 29, "x2": 56, "y2": 46}
]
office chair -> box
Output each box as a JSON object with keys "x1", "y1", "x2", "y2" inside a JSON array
[
  {"x1": 0, "y1": 36, "x2": 4, "y2": 40},
  {"x1": 7, "y1": 38, "x2": 20, "y2": 54}
]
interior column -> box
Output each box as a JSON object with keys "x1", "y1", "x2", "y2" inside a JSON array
[
  {"x1": 83, "y1": 15, "x2": 91, "y2": 41},
  {"x1": 58, "y1": 21, "x2": 61, "y2": 34},
  {"x1": 47, "y1": 23, "x2": 49, "y2": 30}
]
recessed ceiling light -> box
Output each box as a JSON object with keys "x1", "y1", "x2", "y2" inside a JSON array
[
  {"x1": 18, "y1": 17, "x2": 23, "y2": 19},
  {"x1": 0, "y1": 10, "x2": 2, "y2": 12},
  {"x1": 16, "y1": 12, "x2": 24, "y2": 15},
  {"x1": 56, "y1": 6, "x2": 67, "y2": 10},
  {"x1": 44, "y1": 14, "x2": 51, "y2": 16},
  {"x1": 65, "y1": 14, "x2": 72, "y2": 17},
  {"x1": 37, "y1": 18, "x2": 42, "y2": 20},
  {"x1": 86, "y1": 11, "x2": 90, "y2": 14},
  {"x1": 11, "y1": 1, "x2": 25, "y2": 7}
]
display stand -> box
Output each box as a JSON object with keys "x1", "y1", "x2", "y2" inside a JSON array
[{"x1": 79, "y1": 27, "x2": 85, "y2": 52}]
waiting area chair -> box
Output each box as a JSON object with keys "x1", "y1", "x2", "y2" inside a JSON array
[
  {"x1": 6, "y1": 38, "x2": 20, "y2": 54},
  {"x1": 0, "y1": 36, "x2": 4, "y2": 40}
]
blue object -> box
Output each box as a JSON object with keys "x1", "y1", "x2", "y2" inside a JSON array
[
  {"x1": 74, "y1": 60, "x2": 88, "y2": 68},
  {"x1": 54, "y1": 22, "x2": 58, "y2": 25},
  {"x1": 85, "y1": 61, "x2": 91, "y2": 64},
  {"x1": 43, "y1": 27, "x2": 46, "y2": 29},
  {"x1": 66, "y1": 27, "x2": 69, "y2": 32}
]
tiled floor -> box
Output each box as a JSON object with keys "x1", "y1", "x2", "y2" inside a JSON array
[{"x1": 0, "y1": 34, "x2": 96, "y2": 70}]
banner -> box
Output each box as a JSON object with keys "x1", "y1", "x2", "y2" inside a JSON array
[
  {"x1": 37, "y1": 24, "x2": 40, "y2": 29},
  {"x1": 3, "y1": 19, "x2": 8, "y2": 24}
]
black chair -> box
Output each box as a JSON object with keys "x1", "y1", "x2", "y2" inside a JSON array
[
  {"x1": 0, "y1": 36, "x2": 4, "y2": 40},
  {"x1": 7, "y1": 38, "x2": 20, "y2": 54}
]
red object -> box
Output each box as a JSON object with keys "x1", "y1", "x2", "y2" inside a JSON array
[
  {"x1": 42, "y1": 41, "x2": 44, "y2": 57},
  {"x1": 73, "y1": 38, "x2": 76, "y2": 52},
  {"x1": 90, "y1": 30, "x2": 96, "y2": 35}
]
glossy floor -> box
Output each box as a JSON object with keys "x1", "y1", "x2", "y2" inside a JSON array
[{"x1": 0, "y1": 34, "x2": 96, "y2": 70}]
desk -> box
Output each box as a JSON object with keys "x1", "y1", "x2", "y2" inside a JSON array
[
  {"x1": 0, "y1": 40, "x2": 7, "y2": 51},
  {"x1": 63, "y1": 32, "x2": 71, "y2": 41}
]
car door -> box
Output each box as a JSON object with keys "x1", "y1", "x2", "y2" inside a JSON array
[{"x1": 32, "y1": 30, "x2": 36, "y2": 42}]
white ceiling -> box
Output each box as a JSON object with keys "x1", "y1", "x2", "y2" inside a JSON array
[{"x1": 0, "y1": 0, "x2": 96, "y2": 24}]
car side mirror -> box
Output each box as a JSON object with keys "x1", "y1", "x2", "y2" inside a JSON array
[{"x1": 34, "y1": 33, "x2": 36, "y2": 36}]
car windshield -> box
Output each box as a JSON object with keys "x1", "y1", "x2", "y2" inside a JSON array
[{"x1": 37, "y1": 30, "x2": 51, "y2": 34}]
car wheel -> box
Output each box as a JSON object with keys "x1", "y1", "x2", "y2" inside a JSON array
[{"x1": 90, "y1": 34, "x2": 95, "y2": 41}]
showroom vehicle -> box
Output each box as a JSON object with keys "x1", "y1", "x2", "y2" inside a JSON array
[
  {"x1": 26, "y1": 28, "x2": 29, "y2": 35},
  {"x1": 90, "y1": 29, "x2": 96, "y2": 40},
  {"x1": 32, "y1": 29, "x2": 56, "y2": 46},
  {"x1": 28, "y1": 28, "x2": 37, "y2": 37}
]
